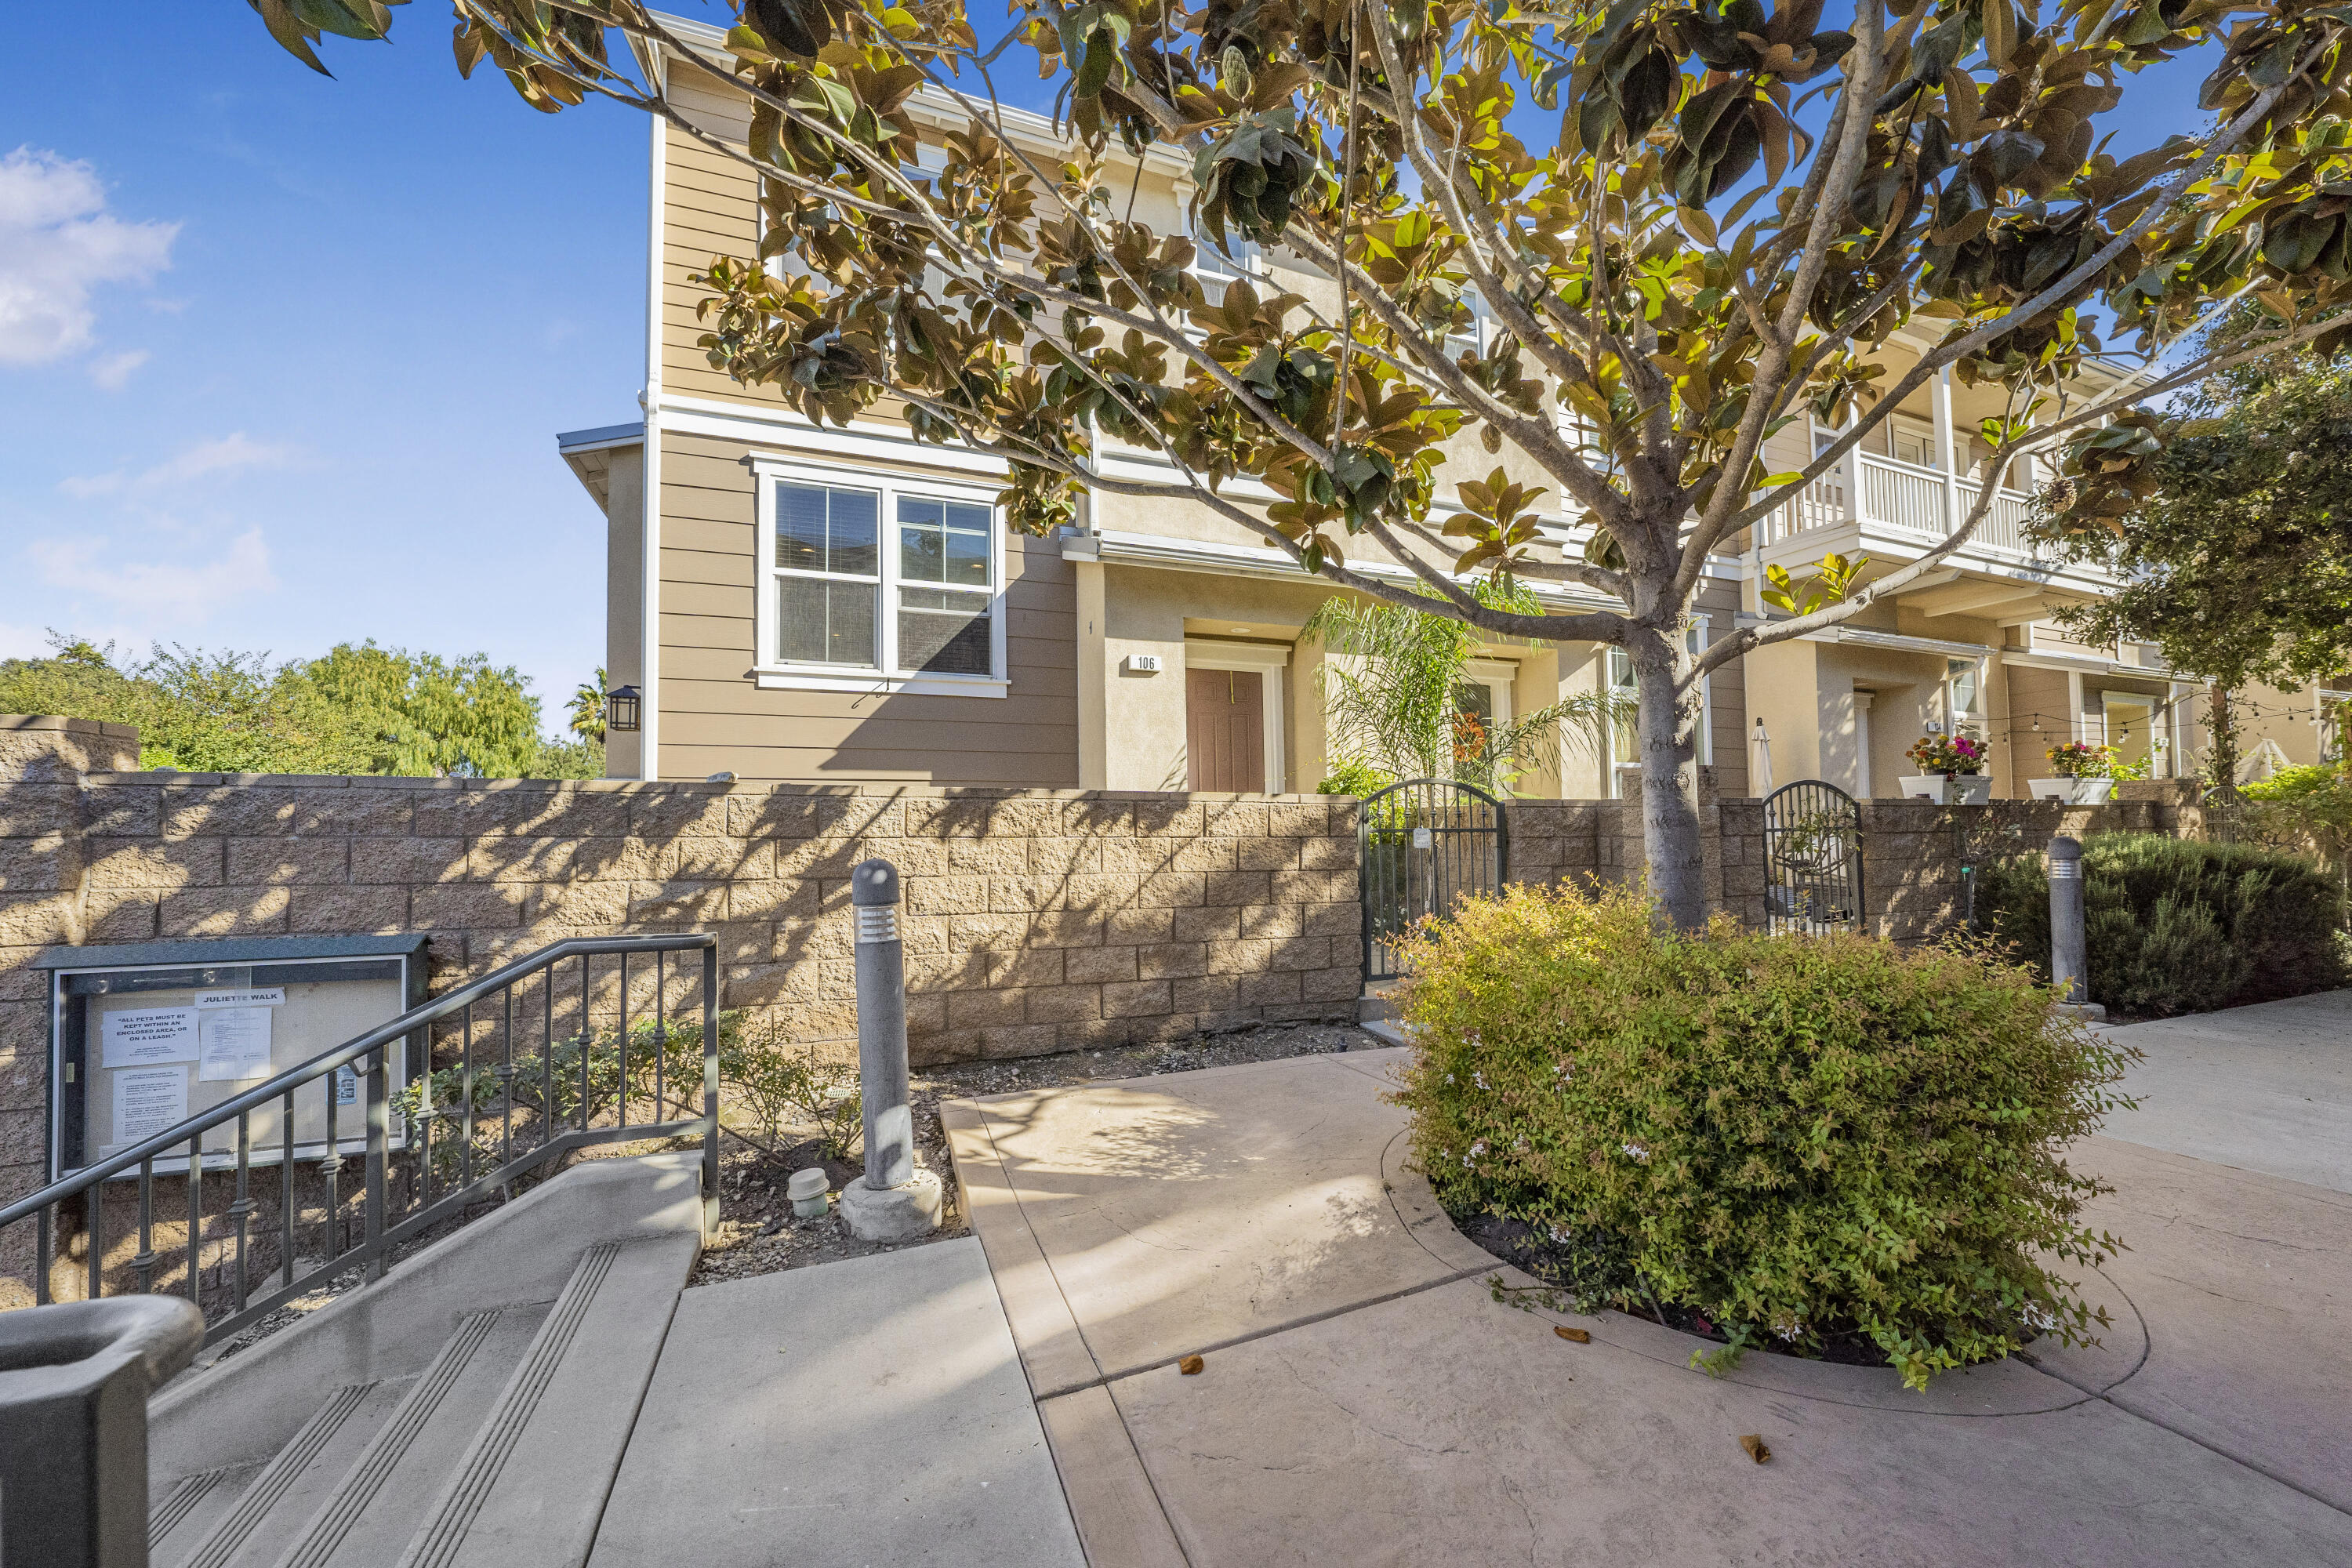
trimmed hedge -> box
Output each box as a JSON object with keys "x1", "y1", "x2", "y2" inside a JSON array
[
  {"x1": 1395, "y1": 884, "x2": 2135, "y2": 1390},
  {"x1": 1975, "y1": 833, "x2": 2349, "y2": 1018}
]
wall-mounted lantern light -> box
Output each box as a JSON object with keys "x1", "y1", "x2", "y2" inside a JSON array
[{"x1": 607, "y1": 684, "x2": 642, "y2": 733}]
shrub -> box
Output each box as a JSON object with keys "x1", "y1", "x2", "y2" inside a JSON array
[
  {"x1": 1974, "y1": 833, "x2": 2349, "y2": 1016},
  {"x1": 1317, "y1": 756, "x2": 1396, "y2": 796},
  {"x1": 1392, "y1": 884, "x2": 2136, "y2": 1390}
]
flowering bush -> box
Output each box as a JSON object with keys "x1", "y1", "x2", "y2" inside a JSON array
[
  {"x1": 1392, "y1": 883, "x2": 2136, "y2": 1390},
  {"x1": 2043, "y1": 742, "x2": 2114, "y2": 779},
  {"x1": 1905, "y1": 732, "x2": 1986, "y2": 776}
]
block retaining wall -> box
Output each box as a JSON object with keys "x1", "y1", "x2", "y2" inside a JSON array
[{"x1": 0, "y1": 720, "x2": 2211, "y2": 1255}]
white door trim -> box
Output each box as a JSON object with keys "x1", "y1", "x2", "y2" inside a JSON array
[{"x1": 1185, "y1": 641, "x2": 1288, "y2": 794}]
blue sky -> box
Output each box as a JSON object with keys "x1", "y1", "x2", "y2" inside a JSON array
[
  {"x1": 0, "y1": 5, "x2": 654, "y2": 729},
  {"x1": 0, "y1": 8, "x2": 2216, "y2": 737}
]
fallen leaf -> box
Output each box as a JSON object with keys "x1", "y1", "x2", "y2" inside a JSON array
[
  {"x1": 1178, "y1": 1355, "x2": 1205, "y2": 1375},
  {"x1": 1554, "y1": 1326, "x2": 1591, "y2": 1344},
  {"x1": 1740, "y1": 1434, "x2": 1772, "y2": 1464}
]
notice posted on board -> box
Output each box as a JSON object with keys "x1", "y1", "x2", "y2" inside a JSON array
[
  {"x1": 100, "y1": 1007, "x2": 199, "y2": 1069},
  {"x1": 198, "y1": 1007, "x2": 274, "y2": 1082}
]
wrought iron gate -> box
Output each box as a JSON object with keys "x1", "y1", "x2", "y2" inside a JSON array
[
  {"x1": 1762, "y1": 780, "x2": 1864, "y2": 935},
  {"x1": 1359, "y1": 779, "x2": 1507, "y2": 982}
]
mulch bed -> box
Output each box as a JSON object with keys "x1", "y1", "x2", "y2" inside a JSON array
[{"x1": 1453, "y1": 1210, "x2": 1900, "y2": 1369}]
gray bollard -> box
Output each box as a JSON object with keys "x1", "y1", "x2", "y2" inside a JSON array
[
  {"x1": 2048, "y1": 836, "x2": 2087, "y2": 1006},
  {"x1": 850, "y1": 858, "x2": 913, "y2": 1189},
  {"x1": 840, "y1": 858, "x2": 942, "y2": 1240}
]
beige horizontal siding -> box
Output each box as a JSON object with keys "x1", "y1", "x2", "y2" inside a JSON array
[{"x1": 654, "y1": 430, "x2": 1078, "y2": 786}]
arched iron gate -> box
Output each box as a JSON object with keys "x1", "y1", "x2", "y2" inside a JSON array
[
  {"x1": 1359, "y1": 779, "x2": 1507, "y2": 982},
  {"x1": 1762, "y1": 779, "x2": 1864, "y2": 935}
]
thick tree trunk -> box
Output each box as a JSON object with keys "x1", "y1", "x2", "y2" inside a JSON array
[{"x1": 1632, "y1": 647, "x2": 1708, "y2": 931}]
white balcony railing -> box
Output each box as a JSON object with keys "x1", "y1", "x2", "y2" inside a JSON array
[{"x1": 1758, "y1": 453, "x2": 2042, "y2": 561}]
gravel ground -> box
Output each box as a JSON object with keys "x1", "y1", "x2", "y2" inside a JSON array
[{"x1": 689, "y1": 1020, "x2": 1381, "y2": 1287}]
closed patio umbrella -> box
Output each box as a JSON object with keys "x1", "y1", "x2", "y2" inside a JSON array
[{"x1": 1750, "y1": 719, "x2": 1773, "y2": 794}]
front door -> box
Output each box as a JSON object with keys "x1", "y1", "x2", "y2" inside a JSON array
[{"x1": 1186, "y1": 667, "x2": 1264, "y2": 791}]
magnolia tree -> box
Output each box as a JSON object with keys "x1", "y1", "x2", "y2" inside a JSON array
[{"x1": 261, "y1": 0, "x2": 2352, "y2": 927}]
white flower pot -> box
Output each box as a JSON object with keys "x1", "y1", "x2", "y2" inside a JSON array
[
  {"x1": 2028, "y1": 778, "x2": 2114, "y2": 804},
  {"x1": 1898, "y1": 775, "x2": 1993, "y2": 805}
]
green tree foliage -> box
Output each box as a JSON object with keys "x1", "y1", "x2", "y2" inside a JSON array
[
  {"x1": 307, "y1": 642, "x2": 545, "y2": 777},
  {"x1": 252, "y1": 1, "x2": 2352, "y2": 924},
  {"x1": 2042, "y1": 352, "x2": 2352, "y2": 702},
  {"x1": 0, "y1": 633, "x2": 597, "y2": 779},
  {"x1": 1394, "y1": 882, "x2": 2136, "y2": 1390}
]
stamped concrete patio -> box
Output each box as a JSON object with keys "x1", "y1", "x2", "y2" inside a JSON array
[{"x1": 942, "y1": 993, "x2": 2352, "y2": 1566}]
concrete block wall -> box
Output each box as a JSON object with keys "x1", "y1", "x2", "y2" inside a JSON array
[
  {"x1": 0, "y1": 715, "x2": 139, "y2": 781},
  {"x1": 0, "y1": 754, "x2": 1365, "y2": 1229}
]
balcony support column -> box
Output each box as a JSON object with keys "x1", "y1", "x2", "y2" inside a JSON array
[{"x1": 1930, "y1": 365, "x2": 1960, "y2": 537}]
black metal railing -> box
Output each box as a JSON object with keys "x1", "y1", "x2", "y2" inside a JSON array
[{"x1": 2, "y1": 934, "x2": 719, "y2": 1347}]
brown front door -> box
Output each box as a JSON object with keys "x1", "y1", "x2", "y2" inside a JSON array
[{"x1": 1186, "y1": 667, "x2": 1265, "y2": 792}]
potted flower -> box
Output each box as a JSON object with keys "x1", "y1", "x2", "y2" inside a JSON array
[
  {"x1": 2031, "y1": 742, "x2": 2116, "y2": 804},
  {"x1": 1899, "y1": 732, "x2": 1991, "y2": 804}
]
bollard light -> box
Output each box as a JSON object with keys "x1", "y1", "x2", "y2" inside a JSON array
[
  {"x1": 2048, "y1": 835, "x2": 2087, "y2": 1007},
  {"x1": 841, "y1": 858, "x2": 942, "y2": 1240}
]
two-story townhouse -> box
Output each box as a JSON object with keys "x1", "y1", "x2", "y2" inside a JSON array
[{"x1": 555, "y1": 13, "x2": 2336, "y2": 800}]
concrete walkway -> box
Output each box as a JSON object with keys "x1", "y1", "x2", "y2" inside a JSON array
[
  {"x1": 2094, "y1": 990, "x2": 2352, "y2": 1193},
  {"x1": 945, "y1": 1042, "x2": 2352, "y2": 1566}
]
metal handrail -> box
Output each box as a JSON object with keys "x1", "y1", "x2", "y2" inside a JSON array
[{"x1": 5, "y1": 932, "x2": 720, "y2": 1346}]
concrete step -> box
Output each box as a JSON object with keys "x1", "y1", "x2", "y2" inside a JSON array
[
  {"x1": 586, "y1": 1238, "x2": 1084, "y2": 1568},
  {"x1": 1357, "y1": 981, "x2": 1402, "y2": 1025},
  {"x1": 168, "y1": 1379, "x2": 410, "y2": 1568},
  {"x1": 388, "y1": 1232, "x2": 699, "y2": 1568},
  {"x1": 150, "y1": 1463, "x2": 262, "y2": 1565},
  {"x1": 265, "y1": 1305, "x2": 551, "y2": 1568}
]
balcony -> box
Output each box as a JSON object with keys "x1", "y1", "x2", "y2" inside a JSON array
[{"x1": 1755, "y1": 452, "x2": 2116, "y2": 612}]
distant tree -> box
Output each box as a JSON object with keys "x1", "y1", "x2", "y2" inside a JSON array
[
  {"x1": 306, "y1": 643, "x2": 546, "y2": 778},
  {"x1": 2041, "y1": 352, "x2": 2352, "y2": 784},
  {"x1": 0, "y1": 634, "x2": 585, "y2": 779},
  {"x1": 0, "y1": 634, "x2": 361, "y2": 774},
  {"x1": 569, "y1": 668, "x2": 609, "y2": 742}
]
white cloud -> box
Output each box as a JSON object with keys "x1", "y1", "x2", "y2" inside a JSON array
[
  {"x1": 0, "y1": 147, "x2": 178, "y2": 365},
  {"x1": 88, "y1": 348, "x2": 149, "y2": 390},
  {"x1": 61, "y1": 432, "x2": 296, "y2": 498},
  {"x1": 29, "y1": 528, "x2": 277, "y2": 619}
]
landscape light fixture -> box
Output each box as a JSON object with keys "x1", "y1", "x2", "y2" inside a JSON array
[{"x1": 607, "y1": 684, "x2": 642, "y2": 733}]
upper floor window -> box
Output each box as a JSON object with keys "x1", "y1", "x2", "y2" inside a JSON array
[
  {"x1": 753, "y1": 462, "x2": 1008, "y2": 695},
  {"x1": 1191, "y1": 234, "x2": 1261, "y2": 307}
]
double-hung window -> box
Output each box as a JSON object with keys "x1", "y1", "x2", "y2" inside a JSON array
[{"x1": 753, "y1": 463, "x2": 1008, "y2": 695}]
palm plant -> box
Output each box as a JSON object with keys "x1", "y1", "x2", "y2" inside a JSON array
[
  {"x1": 1305, "y1": 586, "x2": 1618, "y2": 795},
  {"x1": 568, "y1": 669, "x2": 608, "y2": 743}
]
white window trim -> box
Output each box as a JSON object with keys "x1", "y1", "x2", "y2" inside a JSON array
[
  {"x1": 748, "y1": 456, "x2": 1011, "y2": 699},
  {"x1": 1461, "y1": 658, "x2": 1516, "y2": 728},
  {"x1": 1185, "y1": 641, "x2": 1287, "y2": 794}
]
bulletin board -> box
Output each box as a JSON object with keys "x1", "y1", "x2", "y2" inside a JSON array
[{"x1": 38, "y1": 935, "x2": 431, "y2": 1181}]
